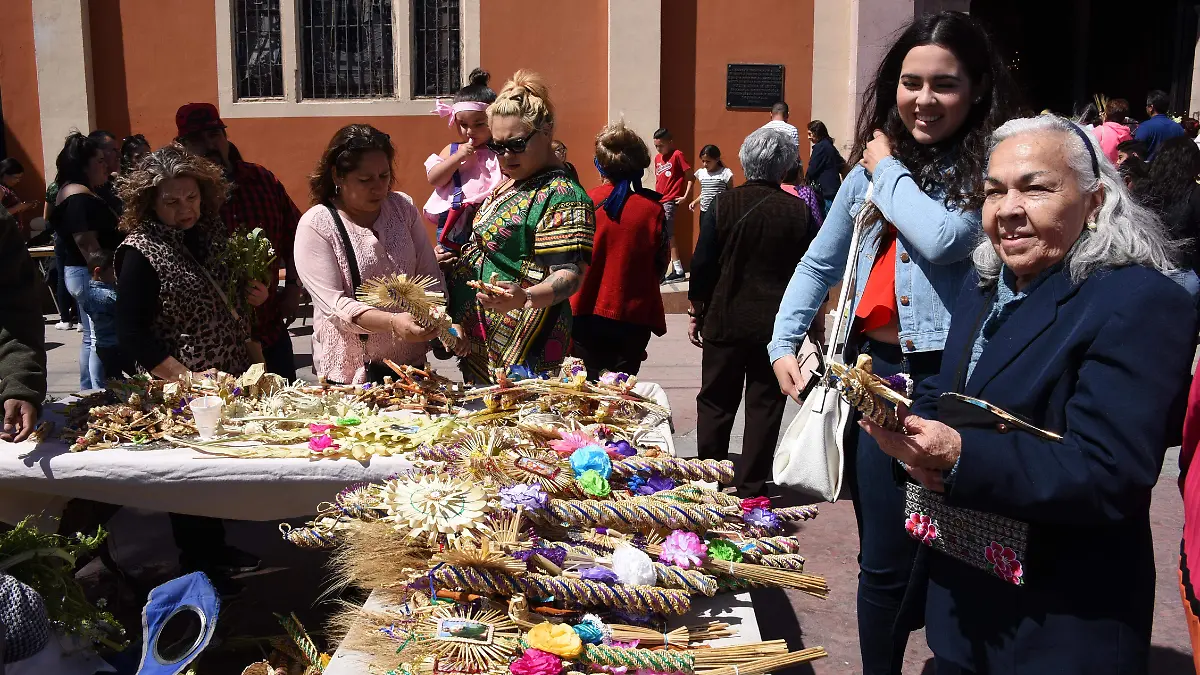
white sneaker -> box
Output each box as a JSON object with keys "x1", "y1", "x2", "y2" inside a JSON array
[
  {"x1": 53, "y1": 322, "x2": 70, "y2": 330},
  {"x1": 72, "y1": 324, "x2": 82, "y2": 332}
]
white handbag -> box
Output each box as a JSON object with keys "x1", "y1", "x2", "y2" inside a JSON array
[{"x1": 772, "y1": 185, "x2": 871, "y2": 502}]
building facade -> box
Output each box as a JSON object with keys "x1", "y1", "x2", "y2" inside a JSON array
[{"x1": 1, "y1": 0, "x2": 964, "y2": 261}]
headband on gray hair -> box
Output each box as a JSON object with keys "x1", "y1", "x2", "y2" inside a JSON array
[{"x1": 1066, "y1": 122, "x2": 1100, "y2": 179}]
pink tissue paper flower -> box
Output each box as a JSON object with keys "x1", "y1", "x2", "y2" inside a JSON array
[
  {"x1": 658, "y1": 530, "x2": 708, "y2": 570},
  {"x1": 309, "y1": 423, "x2": 334, "y2": 434},
  {"x1": 309, "y1": 434, "x2": 339, "y2": 453},
  {"x1": 510, "y1": 648, "x2": 563, "y2": 675},
  {"x1": 549, "y1": 430, "x2": 599, "y2": 456}
]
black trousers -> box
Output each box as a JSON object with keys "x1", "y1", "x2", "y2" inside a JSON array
[
  {"x1": 571, "y1": 315, "x2": 652, "y2": 381},
  {"x1": 695, "y1": 339, "x2": 785, "y2": 496},
  {"x1": 261, "y1": 323, "x2": 297, "y2": 381}
]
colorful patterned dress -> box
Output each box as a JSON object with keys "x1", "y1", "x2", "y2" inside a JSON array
[{"x1": 449, "y1": 167, "x2": 595, "y2": 383}]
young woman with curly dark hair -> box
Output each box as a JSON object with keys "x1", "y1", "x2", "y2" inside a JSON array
[{"x1": 769, "y1": 11, "x2": 1019, "y2": 674}]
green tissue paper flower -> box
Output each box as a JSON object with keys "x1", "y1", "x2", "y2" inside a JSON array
[
  {"x1": 578, "y1": 469, "x2": 611, "y2": 497},
  {"x1": 706, "y1": 538, "x2": 744, "y2": 563}
]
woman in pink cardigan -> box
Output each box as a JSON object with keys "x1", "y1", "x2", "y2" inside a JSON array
[{"x1": 295, "y1": 124, "x2": 467, "y2": 384}]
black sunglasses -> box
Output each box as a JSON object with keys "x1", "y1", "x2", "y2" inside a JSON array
[{"x1": 487, "y1": 128, "x2": 540, "y2": 156}]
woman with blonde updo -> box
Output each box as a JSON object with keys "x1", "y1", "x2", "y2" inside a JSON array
[
  {"x1": 448, "y1": 70, "x2": 595, "y2": 383},
  {"x1": 570, "y1": 121, "x2": 667, "y2": 379}
]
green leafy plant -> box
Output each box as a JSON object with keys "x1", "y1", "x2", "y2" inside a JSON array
[
  {"x1": 0, "y1": 517, "x2": 127, "y2": 650},
  {"x1": 222, "y1": 227, "x2": 277, "y2": 320}
]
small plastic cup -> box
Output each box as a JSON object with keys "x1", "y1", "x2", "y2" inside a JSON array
[{"x1": 188, "y1": 396, "x2": 225, "y2": 441}]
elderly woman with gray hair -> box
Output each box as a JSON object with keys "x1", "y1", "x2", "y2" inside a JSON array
[
  {"x1": 688, "y1": 127, "x2": 816, "y2": 497},
  {"x1": 860, "y1": 115, "x2": 1194, "y2": 673}
]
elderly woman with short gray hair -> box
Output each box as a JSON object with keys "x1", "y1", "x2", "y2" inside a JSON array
[
  {"x1": 688, "y1": 127, "x2": 817, "y2": 497},
  {"x1": 861, "y1": 115, "x2": 1194, "y2": 673}
]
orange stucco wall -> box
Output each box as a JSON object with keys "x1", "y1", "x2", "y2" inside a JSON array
[
  {"x1": 661, "y1": 0, "x2": 815, "y2": 265},
  {"x1": 83, "y1": 0, "x2": 606, "y2": 232},
  {"x1": 0, "y1": 0, "x2": 45, "y2": 204}
]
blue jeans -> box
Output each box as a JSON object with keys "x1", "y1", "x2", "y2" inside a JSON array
[
  {"x1": 64, "y1": 266, "x2": 104, "y2": 390},
  {"x1": 846, "y1": 339, "x2": 941, "y2": 675}
]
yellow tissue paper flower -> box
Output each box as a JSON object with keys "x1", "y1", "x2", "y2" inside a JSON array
[{"x1": 526, "y1": 621, "x2": 584, "y2": 659}]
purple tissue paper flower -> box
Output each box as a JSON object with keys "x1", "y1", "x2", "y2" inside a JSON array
[
  {"x1": 499, "y1": 483, "x2": 549, "y2": 511},
  {"x1": 636, "y1": 473, "x2": 675, "y2": 496},
  {"x1": 513, "y1": 546, "x2": 568, "y2": 573},
  {"x1": 580, "y1": 566, "x2": 620, "y2": 583},
  {"x1": 607, "y1": 440, "x2": 636, "y2": 457},
  {"x1": 882, "y1": 373, "x2": 912, "y2": 397},
  {"x1": 743, "y1": 507, "x2": 782, "y2": 530}
]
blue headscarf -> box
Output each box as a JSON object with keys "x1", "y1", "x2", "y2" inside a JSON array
[{"x1": 594, "y1": 157, "x2": 643, "y2": 221}]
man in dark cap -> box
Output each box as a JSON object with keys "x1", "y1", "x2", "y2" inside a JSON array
[{"x1": 175, "y1": 103, "x2": 303, "y2": 380}]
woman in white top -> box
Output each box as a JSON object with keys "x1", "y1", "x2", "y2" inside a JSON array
[{"x1": 689, "y1": 144, "x2": 734, "y2": 216}]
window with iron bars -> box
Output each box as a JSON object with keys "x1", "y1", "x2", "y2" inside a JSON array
[
  {"x1": 234, "y1": 0, "x2": 284, "y2": 99},
  {"x1": 412, "y1": 0, "x2": 462, "y2": 98},
  {"x1": 301, "y1": 0, "x2": 396, "y2": 99}
]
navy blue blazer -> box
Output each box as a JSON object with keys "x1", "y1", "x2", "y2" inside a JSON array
[
  {"x1": 803, "y1": 138, "x2": 843, "y2": 201},
  {"x1": 910, "y1": 264, "x2": 1196, "y2": 674}
]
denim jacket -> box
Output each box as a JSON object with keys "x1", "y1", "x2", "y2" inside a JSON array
[{"x1": 768, "y1": 156, "x2": 981, "y2": 362}]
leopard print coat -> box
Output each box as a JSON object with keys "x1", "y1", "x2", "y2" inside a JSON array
[{"x1": 118, "y1": 219, "x2": 251, "y2": 374}]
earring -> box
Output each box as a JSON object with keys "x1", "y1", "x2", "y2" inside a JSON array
[{"x1": 1086, "y1": 218, "x2": 1097, "y2": 231}]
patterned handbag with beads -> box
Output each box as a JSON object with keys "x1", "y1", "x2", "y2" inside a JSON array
[{"x1": 903, "y1": 482, "x2": 1030, "y2": 586}]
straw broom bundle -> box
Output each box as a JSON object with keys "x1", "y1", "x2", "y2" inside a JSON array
[
  {"x1": 690, "y1": 641, "x2": 790, "y2": 666},
  {"x1": 607, "y1": 621, "x2": 736, "y2": 646},
  {"x1": 698, "y1": 648, "x2": 828, "y2": 675},
  {"x1": 328, "y1": 520, "x2": 433, "y2": 594}
]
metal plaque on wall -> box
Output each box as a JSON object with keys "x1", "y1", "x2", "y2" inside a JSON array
[{"x1": 726, "y1": 64, "x2": 785, "y2": 109}]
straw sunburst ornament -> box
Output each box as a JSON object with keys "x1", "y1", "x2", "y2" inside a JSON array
[
  {"x1": 379, "y1": 475, "x2": 490, "y2": 545},
  {"x1": 358, "y1": 274, "x2": 460, "y2": 350},
  {"x1": 497, "y1": 447, "x2": 581, "y2": 497},
  {"x1": 413, "y1": 604, "x2": 521, "y2": 675}
]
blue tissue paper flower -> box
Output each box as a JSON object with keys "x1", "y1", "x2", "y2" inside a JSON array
[{"x1": 569, "y1": 445, "x2": 612, "y2": 479}]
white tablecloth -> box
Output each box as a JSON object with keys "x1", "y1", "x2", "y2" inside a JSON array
[{"x1": 0, "y1": 383, "x2": 673, "y2": 526}]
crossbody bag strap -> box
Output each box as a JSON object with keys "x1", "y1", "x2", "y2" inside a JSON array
[
  {"x1": 325, "y1": 203, "x2": 368, "y2": 345},
  {"x1": 713, "y1": 193, "x2": 774, "y2": 270},
  {"x1": 824, "y1": 182, "x2": 873, "y2": 369},
  {"x1": 180, "y1": 248, "x2": 242, "y2": 324}
]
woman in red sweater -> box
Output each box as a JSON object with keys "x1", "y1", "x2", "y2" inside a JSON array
[{"x1": 571, "y1": 121, "x2": 668, "y2": 379}]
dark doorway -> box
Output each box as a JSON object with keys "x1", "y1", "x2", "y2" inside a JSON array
[{"x1": 971, "y1": 0, "x2": 1200, "y2": 117}]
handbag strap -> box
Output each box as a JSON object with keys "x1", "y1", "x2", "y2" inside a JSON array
[
  {"x1": 822, "y1": 183, "x2": 873, "y2": 369},
  {"x1": 714, "y1": 192, "x2": 773, "y2": 268},
  {"x1": 325, "y1": 203, "x2": 368, "y2": 345}
]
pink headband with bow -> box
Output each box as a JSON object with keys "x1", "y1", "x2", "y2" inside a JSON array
[{"x1": 433, "y1": 99, "x2": 489, "y2": 127}]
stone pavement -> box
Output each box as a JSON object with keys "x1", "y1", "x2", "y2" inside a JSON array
[{"x1": 41, "y1": 314, "x2": 1197, "y2": 672}]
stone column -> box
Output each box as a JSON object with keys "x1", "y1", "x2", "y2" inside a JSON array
[
  {"x1": 607, "y1": 0, "x2": 662, "y2": 151},
  {"x1": 33, "y1": 0, "x2": 96, "y2": 179}
]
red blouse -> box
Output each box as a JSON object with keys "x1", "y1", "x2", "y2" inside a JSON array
[{"x1": 854, "y1": 226, "x2": 899, "y2": 333}]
